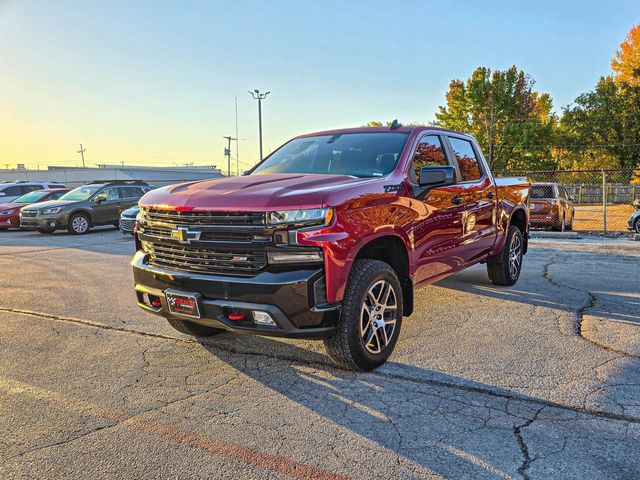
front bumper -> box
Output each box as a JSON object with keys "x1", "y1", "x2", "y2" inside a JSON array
[
  {"x1": 132, "y1": 251, "x2": 339, "y2": 338},
  {"x1": 19, "y1": 213, "x2": 69, "y2": 230},
  {"x1": 0, "y1": 214, "x2": 18, "y2": 229},
  {"x1": 120, "y1": 216, "x2": 136, "y2": 234}
]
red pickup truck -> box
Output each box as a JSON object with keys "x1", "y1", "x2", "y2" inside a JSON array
[{"x1": 133, "y1": 125, "x2": 530, "y2": 370}]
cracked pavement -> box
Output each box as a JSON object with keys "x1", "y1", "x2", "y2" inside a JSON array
[{"x1": 0, "y1": 229, "x2": 638, "y2": 479}]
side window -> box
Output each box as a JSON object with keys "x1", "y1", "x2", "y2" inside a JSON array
[
  {"x1": 49, "y1": 192, "x2": 65, "y2": 200},
  {"x1": 102, "y1": 188, "x2": 120, "y2": 201},
  {"x1": 23, "y1": 185, "x2": 42, "y2": 194},
  {"x1": 448, "y1": 137, "x2": 482, "y2": 182},
  {"x1": 410, "y1": 135, "x2": 448, "y2": 184},
  {"x1": 2, "y1": 185, "x2": 23, "y2": 196}
]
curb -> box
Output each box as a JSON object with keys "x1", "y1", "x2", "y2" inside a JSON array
[{"x1": 529, "y1": 231, "x2": 581, "y2": 240}]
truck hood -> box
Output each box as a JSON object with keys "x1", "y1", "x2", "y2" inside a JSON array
[{"x1": 139, "y1": 174, "x2": 376, "y2": 211}]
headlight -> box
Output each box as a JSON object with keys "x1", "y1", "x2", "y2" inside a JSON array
[
  {"x1": 266, "y1": 208, "x2": 333, "y2": 226},
  {"x1": 41, "y1": 206, "x2": 65, "y2": 215},
  {"x1": 0, "y1": 209, "x2": 16, "y2": 215}
]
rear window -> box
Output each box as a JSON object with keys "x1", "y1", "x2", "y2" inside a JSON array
[
  {"x1": 531, "y1": 185, "x2": 555, "y2": 199},
  {"x1": 251, "y1": 132, "x2": 410, "y2": 178}
]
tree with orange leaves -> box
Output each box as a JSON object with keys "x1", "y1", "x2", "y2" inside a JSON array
[{"x1": 612, "y1": 23, "x2": 640, "y2": 87}]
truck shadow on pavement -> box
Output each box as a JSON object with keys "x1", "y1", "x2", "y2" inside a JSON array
[{"x1": 199, "y1": 336, "x2": 638, "y2": 479}]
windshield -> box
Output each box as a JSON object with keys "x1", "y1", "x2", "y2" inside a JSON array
[
  {"x1": 251, "y1": 132, "x2": 410, "y2": 178},
  {"x1": 60, "y1": 185, "x2": 102, "y2": 201},
  {"x1": 531, "y1": 185, "x2": 555, "y2": 199},
  {"x1": 13, "y1": 191, "x2": 49, "y2": 204}
]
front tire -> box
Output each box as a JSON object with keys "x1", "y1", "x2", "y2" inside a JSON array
[
  {"x1": 166, "y1": 317, "x2": 224, "y2": 337},
  {"x1": 487, "y1": 225, "x2": 524, "y2": 286},
  {"x1": 68, "y1": 213, "x2": 90, "y2": 235},
  {"x1": 323, "y1": 259, "x2": 403, "y2": 371}
]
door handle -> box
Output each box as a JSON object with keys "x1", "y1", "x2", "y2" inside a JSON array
[
  {"x1": 451, "y1": 196, "x2": 464, "y2": 205},
  {"x1": 487, "y1": 192, "x2": 495, "y2": 200}
]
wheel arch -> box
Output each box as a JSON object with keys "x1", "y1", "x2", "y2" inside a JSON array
[
  {"x1": 68, "y1": 209, "x2": 94, "y2": 227},
  {"x1": 509, "y1": 207, "x2": 528, "y2": 254},
  {"x1": 352, "y1": 234, "x2": 413, "y2": 316}
]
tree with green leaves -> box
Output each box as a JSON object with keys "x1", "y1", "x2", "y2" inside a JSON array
[
  {"x1": 435, "y1": 66, "x2": 556, "y2": 170},
  {"x1": 560, "y1": 76, "x2": 640, "y2": 169}
]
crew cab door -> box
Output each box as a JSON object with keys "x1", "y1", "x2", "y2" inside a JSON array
[
  {"x1": 407, "y1": 134, "x2": 468, "y2": 285},
  {"x1": 444, "y1": 135, "x2": 498, "y2": 263}
]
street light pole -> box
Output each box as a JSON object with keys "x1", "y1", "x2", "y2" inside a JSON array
[{"x1": 249, "y1": 89, "x2": 270, "y2": 161}]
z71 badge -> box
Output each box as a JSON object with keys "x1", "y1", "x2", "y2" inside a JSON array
[{"x1": 384, "y1": 184, "x2": 402, "y2": 193}]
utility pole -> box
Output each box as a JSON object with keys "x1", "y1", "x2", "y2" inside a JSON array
[
  {"x1": 223, "y1": 135, "x2": 237, "y2": 177},
  {"x1": 235, "y1": 96, "x2": 240, "y2": 176},
  {"x1": 249, "y1": 89, "x2": 270, "y2": 161},
  {"x1": 77, "y1": 144, "x2": 86, "y2": 168}
]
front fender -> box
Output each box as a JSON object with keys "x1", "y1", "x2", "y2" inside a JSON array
[{"x1": 297, "y1": 200, "x2": 414, "y2": 303}]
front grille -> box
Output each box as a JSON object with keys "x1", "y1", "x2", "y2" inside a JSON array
[
  {"x1": 144, "y1": 208, "x2": 265, "y2": 226},
  {"x1": 120, "y1": 218, "x2": 135, "y2": 231},
  {"x1": 146, "y1": 242, "x2": 267, "y2": 275},
  {"x1": 142, "y1": 224, "x2": 253, "y2": 242},
  {"x1": 21, "y1": 210, "x2": 37, "y2": 218}
]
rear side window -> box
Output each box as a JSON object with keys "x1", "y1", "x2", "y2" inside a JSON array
[
  {"x1": 119, "y1": 187, "x2": 145, "y2": 198},
  {"x1": 410, "y1": 135, "x2": 448, "y2": 184},
  {"x1": 531, "y1": 185, "x2": 555, "y2": 199},
  {"x1": 22, "y1": 185, "x2": 42, "y2": 194},
  {"x1": 448, "y1": 137, "x2": 482, "y2": 182}
]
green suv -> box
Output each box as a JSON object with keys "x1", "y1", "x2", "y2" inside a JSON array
[{"x1": 20, "y1": 180, "x2": 151, "y2": 234}]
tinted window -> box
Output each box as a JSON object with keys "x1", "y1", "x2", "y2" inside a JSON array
[
  {"x1": 119, "y1": 187, "x2": 145, "y2": 198},
  {"x1": 49, "y1": 191, "x2": 66, "y2": 200},
  {"x1": 449, "y1": 138, "x2": 482, "y2": 182},
  {"x1": 23, "y1": 185, "x2": 42, "y2": 194},
  {"x1": 410, "y1": 136, "x2": 448, "y2": 184},
  {"x1": 1, "y1": 185, "x2": 23, "y2": 196},
  {"x1": 251, "y1": 132, "x2": 409, "y2": 178},
  {"x1": 531, "y1": 185, "x2": 555, "y2": 199}
]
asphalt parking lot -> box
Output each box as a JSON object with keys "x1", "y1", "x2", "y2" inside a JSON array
[{"x1": 1, "y1": 229, "x2": 639, "y2": 480}]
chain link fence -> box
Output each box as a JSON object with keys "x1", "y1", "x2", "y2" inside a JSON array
[{"x1": 495, "y1": 169, "x2": 639, "y2": 234}]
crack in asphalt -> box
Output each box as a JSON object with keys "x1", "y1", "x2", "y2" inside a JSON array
[
  {"x1": 542, "y1": 257, "x2": 640, "y2": 359},
  {"x1": 513, "y1": 406, "x2": 544, "y2": 480},
  {"x1": 2, "y1": 305, "x2": 640, "y2": 426}
]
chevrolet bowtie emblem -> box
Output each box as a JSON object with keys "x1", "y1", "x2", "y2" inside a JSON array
[{"x1": 170, "y1": 227, "x2": 201, "y2": 244}]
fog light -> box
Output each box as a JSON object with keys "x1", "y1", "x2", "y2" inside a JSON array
[
  {"x1": 253, "y1": 311, "x2": 276, "y2": 326},
  {"x1": 267, "y1": 250, "x2": 323, "y2": 264},
  {"x1": 49, "y1": 221, "x2": 56, "y2": 228}
]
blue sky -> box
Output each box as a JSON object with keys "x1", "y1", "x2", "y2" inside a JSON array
[{"x1": 0, "y1": 0, "x2": 637, "y2": 170}]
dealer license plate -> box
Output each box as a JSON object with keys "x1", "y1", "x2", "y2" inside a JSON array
[{"x1": 165, "y1": 290, "x2": 202, "y2": 318}]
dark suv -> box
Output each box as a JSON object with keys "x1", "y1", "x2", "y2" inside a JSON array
[{"x1": 20, "y1": 180, "x2": 150, "y2": 234}]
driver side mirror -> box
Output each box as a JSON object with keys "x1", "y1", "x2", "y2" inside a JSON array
[
  {"x1": 93, "y1": 193, "x2": 107, "y2": 204},
  {"x1": 419, "y1": 166, "x2": 456, "y2": 187}
]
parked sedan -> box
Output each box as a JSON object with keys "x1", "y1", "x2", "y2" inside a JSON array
[
  {"x1": 119, "y1": 205, "x2": 139, "y2": 235},
  {"x1": 0, "y1": 188, "x2": 69, "y2": 229},
  {"x1": 529, "y1": 183, "x2": 575, "y2": 231},
  {"x1": 628, "y1": 199, "x2": 640, "y2": 234}
]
